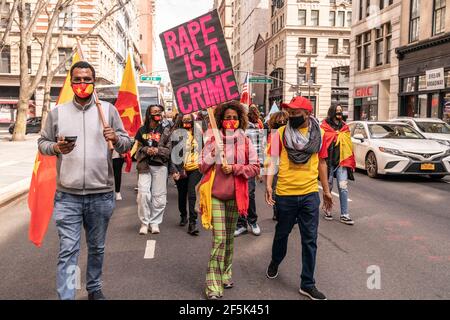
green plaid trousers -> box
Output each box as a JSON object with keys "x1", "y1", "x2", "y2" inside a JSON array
[{"x1": 205, "y1": 197, "x2": 239, "y2": 297}]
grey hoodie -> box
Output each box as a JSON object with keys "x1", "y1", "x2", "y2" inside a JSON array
[{"x1": 38, "y1": 96, "x2": 132, "y2": 195}]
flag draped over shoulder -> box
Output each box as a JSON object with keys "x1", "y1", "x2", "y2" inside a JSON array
[
  {"x1": 28, "y1": 52, "x2": 80, "y2": 247},
  {"x1": 115, "y1": 52, "x2": 141, "y2": 172},
  {"x1": 199, "y1": 167, "x2": 216, "y2": 230},
  {"x1": 319, "y1": 121, "x2": 356, "y2": 170}
]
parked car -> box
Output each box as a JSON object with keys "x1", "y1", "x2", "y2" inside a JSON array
[
  {"x1": 348, "y1": 121, "x2": 450, "y2": 179},
  {"x1": 391, "y1": 117, "x2": 450, "y2": 146},
  {"x1": 8, "y1": 117, "x2": 42, "y2": 135}
]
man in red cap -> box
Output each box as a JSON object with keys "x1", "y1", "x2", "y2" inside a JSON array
[{"x1": 264, "y1": 96, "x2": 333, "y2": 300}]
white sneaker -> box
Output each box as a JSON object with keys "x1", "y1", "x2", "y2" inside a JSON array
[
  {"x1": 139, "y1": 224, "x2": 148, "y2": 235},
  {"x1": 249, "y1": 223, "x2": 261, "y2": 236},
  {"x1": 150, "y1": 224, "x2": 160, "y2": 234},
  {"x1": 115, "y1": 192, "x2": 123, "y2": 201}
]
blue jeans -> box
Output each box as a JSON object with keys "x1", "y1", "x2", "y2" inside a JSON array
[
  {"x1": 53, "y1": 191, "x2": 115, "y2": 300},
  {"x1": 272, "y1": 192, "x2": 320, "y2": 289},
  {"x1": 328, "y1": 166, "x2": 349, "y2": 216}
]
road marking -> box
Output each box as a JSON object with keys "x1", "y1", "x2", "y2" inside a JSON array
[
  {"x1": 319, "y1": 186, "x2": 353, "y2": 202},
  {"x1": 144, "y1": 240, "x2": 156, "y2": 259}
]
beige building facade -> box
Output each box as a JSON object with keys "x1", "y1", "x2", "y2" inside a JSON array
[
  {"x1": 349, "y1": 0, "x2": 401, "y2": 121},
  {"x1": 0, "y1": 0, "x2": 141, "y2": 123},
  {"x1": 266, "y1": 0, "x2": 352, "y2": 119}
]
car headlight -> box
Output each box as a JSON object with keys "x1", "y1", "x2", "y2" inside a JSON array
[
  {"x1": 433, "y1": 139, "x2": 450, "y2": 147},
  {"x1": 378, "y1": 147, "x2": 404, "y2": 156},
  {"x1": 444, "y1": 147, "x2": 450, "y2": 156}
]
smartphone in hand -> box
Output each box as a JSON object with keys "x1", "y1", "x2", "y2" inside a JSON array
[{"x1": 64, "y1": 136, "x2": 78, "y2": 143}]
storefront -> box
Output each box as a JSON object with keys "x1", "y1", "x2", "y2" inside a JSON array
[
  {"x1": 397, "y1": 33, "x2": 450, "y2": 124},
  {"x1": 353, "y1": 84, "x2": 379, "y2": 121},
  {"x1": 0, "y1": 86, "x2": 36, "y2": 124}
]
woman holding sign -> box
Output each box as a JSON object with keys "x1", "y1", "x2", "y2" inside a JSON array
[{"x1": 199, "y1": 101, "x2": 260, "y2": 299}]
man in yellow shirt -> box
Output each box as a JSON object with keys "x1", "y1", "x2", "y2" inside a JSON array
[{"x1": 265, "y1": 96, "x2": 333, "y2": 300}]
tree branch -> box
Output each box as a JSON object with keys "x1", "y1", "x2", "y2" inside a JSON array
[{"x1": 0, "y1": 0, "x2": 19, "y2": 53}]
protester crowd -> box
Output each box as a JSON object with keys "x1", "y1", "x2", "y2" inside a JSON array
[{"x1": 38, "y1": 61, "x2": 355, "y2": 301}]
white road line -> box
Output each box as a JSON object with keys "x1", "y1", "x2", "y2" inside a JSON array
[
  {"x1": 144, "y1": 240, "x2": 156, "y2": 259},
  {"x1": 319, "y1": 186, "x2": 353, "y2": 202}
]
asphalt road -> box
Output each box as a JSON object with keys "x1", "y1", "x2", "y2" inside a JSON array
[{"x1": 0, "y1": 170, "x2": 449, "y2": 300}]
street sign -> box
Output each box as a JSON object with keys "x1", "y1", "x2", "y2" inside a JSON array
[
  {"x1": 249, "y1": 77, "x2": 273, "y2": 84},
  {"x1": 140, "y1": 75, "x2": 162, "y2": 82}
]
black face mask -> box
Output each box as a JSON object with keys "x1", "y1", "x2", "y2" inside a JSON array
[
  {"x1": 289, "y1": 115, "x2": 306, "y2": 129},
  {"x1": 335, "y1": 112, "x2": 343, "y2": 118}
]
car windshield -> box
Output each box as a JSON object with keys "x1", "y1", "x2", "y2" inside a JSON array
[
  {"x1": 368, "y1": 124, "x2": 424, "y2": 139},
  {"x1": 415, "y1": 121, "x2": 450, "y2": 134}
]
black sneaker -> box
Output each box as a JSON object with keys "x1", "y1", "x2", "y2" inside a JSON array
[
  {"x1": 179, "y1": 216, "x2": 188, "y2": 226},
  {"x1": 266, "y1": 261, "x2": 279, "y2": 279},
  {"x1": 88, "y1": 290, "x2": 106, "y2": 300},
  {"x1": 188, "y1": 223, "x2": 199, "y2": 236},
  {"x1": 340, "y1": 216, "x2": 354, "y2": 225},
  {"x1": 299, "y1": 286, "x2": 327, "y2": 300}
]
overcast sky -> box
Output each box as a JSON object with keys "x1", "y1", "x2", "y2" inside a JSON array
[{"x1": 154, "y1": 0, "x2": 214, "y2": 82}]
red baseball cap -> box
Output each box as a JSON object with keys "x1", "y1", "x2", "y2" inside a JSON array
[{"x1": 281, "y1": 96, "x2": 313, "y2": 112}]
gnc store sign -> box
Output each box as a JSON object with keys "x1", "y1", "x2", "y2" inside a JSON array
[{"x1": 354, "y1": 85, "x2": 378, "y2": 98}]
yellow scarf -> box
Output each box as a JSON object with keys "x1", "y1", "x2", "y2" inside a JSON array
[{"x1": 199, "y1": 166, "x2": 216, "y2": 230}]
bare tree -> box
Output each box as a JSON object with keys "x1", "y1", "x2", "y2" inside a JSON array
[
  {"x1": 0, "y1": 0, "x2": 19, "y2": 53},
  {"x1": 40, "y1": 0, "x2": 132, "y2": 128}
]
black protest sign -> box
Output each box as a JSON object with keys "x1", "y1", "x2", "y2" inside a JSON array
[{"x1": 160, "y1": 10, "x2": 239, "y2": 115}]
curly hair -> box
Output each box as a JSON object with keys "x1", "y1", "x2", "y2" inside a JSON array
[
  {"x1": 214, "y1": 100, "x2": 248, "y2": 130},
  {"x1": 268, "y1": 111, "x2": 289, "y2": 130}
]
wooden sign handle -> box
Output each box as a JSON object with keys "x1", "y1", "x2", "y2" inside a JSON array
[
  {"x1": 94, "y1": 93, "x2": 114, "y2": 151},
  {"x1": 207, "y1": 107, "x2": 227, "y2": 166}
]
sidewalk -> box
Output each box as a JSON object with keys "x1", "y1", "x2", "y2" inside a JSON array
[{"x1": 0, "y1": 132, "x2": 39, "y2": 206}]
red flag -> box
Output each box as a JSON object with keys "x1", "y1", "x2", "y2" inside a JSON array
[
  {"x1": 28, "y1": 153, "x2": 57, "y2": 247},
  {"x1": 115, "y1": 52, "x2": 141, "y2": 137},
  {"x1": 240, "y1": 73, "x2": 252, "y2": 105}
]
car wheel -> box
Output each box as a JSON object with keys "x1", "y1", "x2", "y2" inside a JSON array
[
  {"x1": 429, "y1": 175, "x2": 445, "y2": 181},
  {"x1": 366, "y1": 152, "x2": 379, "y2": 178}
]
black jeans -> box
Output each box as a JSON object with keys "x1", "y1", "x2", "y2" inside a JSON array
[
  {"x1": 113, "y1": 158, "x2": 125, "y2": 193},
  {"x1": 175, "y1": 169, "x2": 202, "y2": 223},
  {"x1": 237, "y1": 177, "x2": 258, "y2": 228},
  {"x1": 271, "y1": 192, "x2": 320, "y2": 289}
]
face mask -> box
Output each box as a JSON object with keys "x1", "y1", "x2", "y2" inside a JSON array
[
  {"x1": 335, "y1": 112, "x2": 343, "y2": 118},
  {"x1": 183, "y1": 122, "x2": 193, "y2": 129},
  {"x1": 274, "y1": 122, "x2": 286, "y2": 129},
  {"x1": 289, "y1": 115, "x2": 306, "y2": 129},
  {"x1": 222, "y1": 120, "x2": 239, "y2": 130},
  {"x1": 152, "y1": 115, "x2": 162, "y2": 122},
  {"x1": 71, "y1": 83, "x2": 94, "y2": 99}
]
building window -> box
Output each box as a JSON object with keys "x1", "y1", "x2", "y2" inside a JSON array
[
  {"x1": 310, "y1": 38, "x2": 318, "y2": 54},
  {"x1": 280, "y1": 14, "x2": 284, "y2": 28},
  {"x1": 375, "y1": 27, "x2": 384, "y2": 66},
  {"x1": 299, "y1": 9, "x2": 306, "y2": 25},
  {"x1": 343, "y1": 39, "x2": 350, "y2": 54},
  {"x1": 269, "y1": 47, "x2": 274, "y2": 63},
  {"x1": 380, "y1": 0, "x2": 393, "y2": 10},
  {"x1": 363, "y1": 31, "x2": 371, "y2": 69},
  {"x1": 359, "y1": 0, "x2": 363, "y2": 20},
  {"x1": 275, "y1": 44, "x2": 279, "y2": 59},
  {"x1": 299, "y1": 38, "x2": 306, "y2": 54},
  {"x1": 298, "y1": 66, "x2": 317, "y2": 84},
  {"x1": 311, "y1": 10, "x2": 319, "y2": 26},
  {"x1": 385, "y1": 23, "x2": 392, "y2": 64},
  {"x1": 329, "y1": 39, "x2": 339, "y2": 54},
  {"x1": 337, "y1": 11, "x2": 345, "y2": 27},
  {"x1": 59, "y1": 6, "x2": 73, "y2": 30},
  {"x1": 409, "y1": 0, "x2": 420, "y2": 43},
  {"x1": 280, "y1": 40, "x2": 284, "y2": 57},
  {"x1": 366, "y1": 0, "x2": 371, "y2": 17},
  {"x1": 329, "y1": 11, "x2": 336, "y2": 26},
  {"x1": 58, "y1": 48, "x2": 73, "y2": 74},
  {"x1": 433, "y1": 0, "x2": 446, "y2": 35},
  {"x1": 0, "y1": 45, "x2": 11, "y2": 73},
  {"x1": 27, "y1": 46, "x2": 31, "y2": 74},
  {"x1": 356, "y1": 35, "x2": 362, "y2": 71},
  {"x1": 347, "y1": 11, "x2": 352, "y2": 27},
  {"x1": 332, "y1": 66, "x2": 350, "y2": 87},
  {"x1": 0, "y1": 3, "x2": 9, "y2": 28}
]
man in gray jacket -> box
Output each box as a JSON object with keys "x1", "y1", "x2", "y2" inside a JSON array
[{"x1": 38, "y1": 61, "x2": 131, "y2": 300}]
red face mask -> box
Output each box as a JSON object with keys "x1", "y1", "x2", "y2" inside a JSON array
[
  {"x1": 183, "y1": 122, "x2": 193, "y2": 129},
  {"x1": 71, "y1": 83, "x2": 94, "y2": 99},
  {"x1": 222, "y1": 120, "x2": 239, "y2": 130},
  {"x1": 152, "y1": 115, "x2": 162, "y2": 122}
]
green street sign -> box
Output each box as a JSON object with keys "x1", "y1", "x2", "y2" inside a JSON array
[
  {"x1": 249, "y1": 77, "x2": 273, "y2": 84},
  {"x1": 141, "y1": 75, "x2": 162, "y2": 82}
]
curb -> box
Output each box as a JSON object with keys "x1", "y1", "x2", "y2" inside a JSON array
[{"x1": 0, "y1": 178, "x2": 30, "y2": 209}]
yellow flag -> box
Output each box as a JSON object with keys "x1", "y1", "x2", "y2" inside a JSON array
[{"x1": 56, "y1": 51, "x2": 81, "y2": 105}]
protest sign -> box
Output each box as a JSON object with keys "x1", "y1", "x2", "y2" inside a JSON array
[{"x1": 160, "y1": 10, "x2": 239, "y2": 115}]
